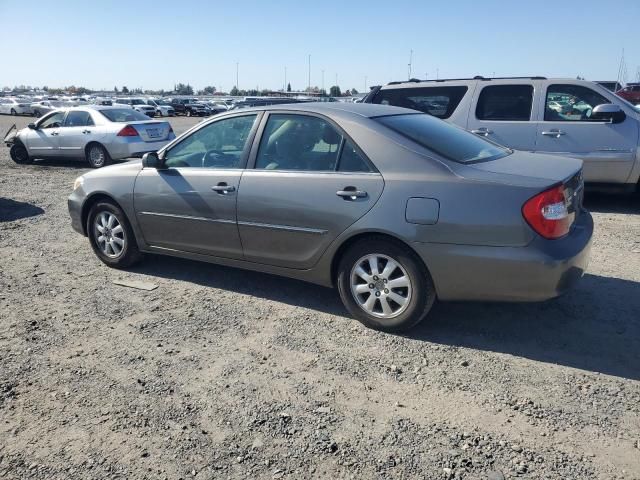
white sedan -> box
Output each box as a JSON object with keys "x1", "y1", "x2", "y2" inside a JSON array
[
  {"x1": 6, "y1": 106, "x2": 176, "y2": 168},
  {"x1": 0, "y1": 98, "x2": 33, "y2": 115}
]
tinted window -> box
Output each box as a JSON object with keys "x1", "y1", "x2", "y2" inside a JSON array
[
  {"x1": 376, "y1": 114, "x2": 509, "y2": 164},
  {"x1": 372, "y1": 86, "x2": 467, "y2": 119},
  {"x1": 39, "y1": 112, "x2": 66, "y2": 129},
  {"x1": 476, "y1": 85, "x2": 533, "y2": 121},
  {"x1": 63, "y1": 110, "x2": 94, "y2": 127},
  {"x1": 164, "y1": 115, "x2": 257, "y2": 169},
  {"x1": 255, "y1": 114, "x2": 343, "y2": 172},
  {"x1": 338, "y1": 140, "x2": 371, "y2": 172},
  {"x1": 98, "y1": 108, "x2": 150, "y2": 122},
  {"x1": 544, "y1": 84, "x2": 610, "y2": 122}
]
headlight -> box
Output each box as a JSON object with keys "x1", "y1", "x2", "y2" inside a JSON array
[{"x1": 73, "y1": 176, "x2": 84, "y2": 191}]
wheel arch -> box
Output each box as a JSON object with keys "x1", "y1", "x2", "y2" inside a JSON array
[
  {"x1": 80, "y1": 192, "x2": 126, "y2": 236},
  {"x1": 329, "y1": 231, "x2": 432, "y2": 288}
]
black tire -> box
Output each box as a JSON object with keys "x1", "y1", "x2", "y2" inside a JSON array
[
  {"x1": 85, "y1": 143, "x2": 110, "y2": 168},
  {"x1": 10, "y1": 108, "x2": 17, "y2": 116},
  {"x1": 9, "y1": 143, "x2": 31, "y2": 164},
  {"x1": 33, "y1": 110, "x2": 40, "y2": 117},
  {"x1": 337, "y1": 237, "x2": 436, "y2": 332},
  {"x1": 87, "y1": 201, "x2": 141, "y2": 268}
]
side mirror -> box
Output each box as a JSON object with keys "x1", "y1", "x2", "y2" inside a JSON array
[
  {"x1": 27, "y1": 123, "x2": 37, "y2": 130},
  {"x1": 142, "y1": 151, "x2": 163, "y2": 169},
  {"x1": 591, "y1": 104, "x2": 626, "y2": 124}
]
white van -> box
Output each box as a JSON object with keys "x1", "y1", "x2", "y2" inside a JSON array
[{"x1": 364, "y1": 76, "x2": 640, "y2": 192}]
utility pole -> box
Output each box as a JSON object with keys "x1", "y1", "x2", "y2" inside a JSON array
[
  {"x1": 284, "y1": 66, "x2": 287, "y2": 92},
  {"x1": 235, "y1": 62, "x2": 239, "y2": 89},
  {"x1": 308, "y1": 54, "x2": 311, "y2": 91},
  {"x1": 321, "y1": 69, "x2": 325, "y2": 93},
  {"x1": 408, "y1": 49, "x2": 413, "y2": 80}
]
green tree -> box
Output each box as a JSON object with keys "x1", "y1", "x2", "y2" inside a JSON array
[
  {"x1": 329, "y1": 85, "x2": 341, "y2": 97},
  {"x1": 121, "y1": 86, "x2": 129, "y2": 94},
  {"x1": 114, "y1": 86, "x2": 119, "y2": 93},
  {"x1": 351, "y1": 88, "x2": 359, "y2": 94},
  {"x1": 201, "y1": 86, "x2": 216, "y2": 95},
  {"x1": 287, "y1": 83, "x2": 291, "y2": 92},
  {"x1": 230, "y1": 86, "x2": 240, "y2": 96},
  {"x1": 174, "y1": 83, "x2": 194, "y2": 95}
]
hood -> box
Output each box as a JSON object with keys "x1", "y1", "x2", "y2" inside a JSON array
[{"x1": 83, "y1": 159, "x2": 142, "y2": 179}]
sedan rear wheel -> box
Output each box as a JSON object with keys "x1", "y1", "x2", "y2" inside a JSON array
[
  {"x1": 10, "y1": 108, "x2": 17, "y2": 116},
  {"x1": 337, "y1": 238, "x2": 436, "y2": 332},
  {"x1": 87, "y1": 202, "x2": 141, "y2": 268},
  {"x1": 86, "y1": 143, "x2": 110, "y2": 168}
]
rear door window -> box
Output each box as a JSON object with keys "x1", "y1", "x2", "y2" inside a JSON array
[
  {"x1": 372, "y1": 86, "x2": 467, "y2": 119},
  {"x1": 476, "y1": 85, "x2": 534, "y2": 121}
]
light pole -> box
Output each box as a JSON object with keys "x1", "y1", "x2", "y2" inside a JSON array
[
  {"x1": 321, "y1": 69, "x2": 325, "y2": 94},
  {"x1": 308, "y1": 54, "x2": 311, "y2": 91},
  {"x1": 408, "y1": 49, "x2": 413, "y2": 80},
  {"x1": 235, "y1": 62, "x2": 239, "y2": 90},
  {"x1": 364, "y1": 76, "x2": 367, "y2": 91},
  {"x1": 284, "y1": 66, "x2": 287, "y2": 92}
]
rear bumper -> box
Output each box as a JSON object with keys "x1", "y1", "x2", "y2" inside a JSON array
[
  {"x1": 105, "y1": 135, "x2": 175, "y2": 160},
  {"x1": 413, "y1": 211, "x2": 593, "y2": 302}
]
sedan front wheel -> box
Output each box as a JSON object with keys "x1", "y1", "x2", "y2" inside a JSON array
[
  {"x1": 337, "y1": 238, "x2": 436, "y2": 332},
  {"x1": 87, "y1": 202, "x2": 141, "y2": 268}
]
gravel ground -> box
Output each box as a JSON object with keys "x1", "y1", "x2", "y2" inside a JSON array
[{"x1": 1, "y1": 113, "x2": 639, "y2": 480}]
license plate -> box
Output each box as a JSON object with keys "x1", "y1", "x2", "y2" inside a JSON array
[{"x1": 147, "y1": 128, "x2": 160, "y2": 138}]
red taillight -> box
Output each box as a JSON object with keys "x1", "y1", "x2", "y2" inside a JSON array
[
  {"x1": 522, "y1": 184, "x2": 573, "y2": 239},
  {"x1": 117, "y1": 125, "x2": 139, "y2": 137}
]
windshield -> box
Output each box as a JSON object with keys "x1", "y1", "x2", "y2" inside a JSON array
[
  {"x1": 130, "y1": 99, "x2": 145, "y2": 105},
  {"x1": 375, "y1": 113, "x2": 509, "y2": 164},
  {"x1": 156, "y1": 99, "x2": 170, "y2": 106},
  {"x1": 98, "y1": 108, "x2": 151, "y2": 122}
]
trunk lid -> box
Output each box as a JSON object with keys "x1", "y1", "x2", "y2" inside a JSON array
[{"x1": 130, "y1": 121, "x2": 172, "y2": 142}]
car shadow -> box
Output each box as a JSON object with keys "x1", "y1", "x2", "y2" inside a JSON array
[
  {"x1": 0, "y1": 197, "x2": 45, "y2": 222},
  {"x1": 583, "y1": 191, "x2": 640, "y2": 214},
  {"x1": 132, "y1": 255, "x2": 640, "y2": 380},
  {"x1": 29, "y1": 158, "x2": 89, "y2": 169}
]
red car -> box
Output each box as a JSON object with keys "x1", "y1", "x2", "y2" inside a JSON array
[{"x1": 616, "y1": 84, "x2": 640, "y2": 104}]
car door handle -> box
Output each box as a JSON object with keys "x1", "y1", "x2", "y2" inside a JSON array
[
  {"x1": 211, "y1": 183, "x2": 236, "y2": 194},
  {"x1": 50, "y1": 131, "x2": 59, "y2": 136},
  {"x1": 471, "y1": 128, "x2": 493, "y2": 136},
  {"x1": 337, "y1": 188, "x2": 367, "y2": 200},
  {"x1": 82, "y1": 130, "x2": 91, "y2": 134},
  {"x1": 542, "y1": 130, "x2": 566, "y2": 138}
]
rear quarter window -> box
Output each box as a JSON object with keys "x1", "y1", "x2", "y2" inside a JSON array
[{"x1": 372, "y1": 86, "x2": 468, "y2": 119}]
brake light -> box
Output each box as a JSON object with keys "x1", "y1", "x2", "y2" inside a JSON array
[
  {"x1": 117, "y1": 125, "x2": 139, "y2": 137},
  {"x1": 522, "y1": 184, "x2": 572, "y2": 239}
]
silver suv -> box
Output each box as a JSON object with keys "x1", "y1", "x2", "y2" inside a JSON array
[{"x1": 364, "y1": 76, "x2": 640, "y2": 192}]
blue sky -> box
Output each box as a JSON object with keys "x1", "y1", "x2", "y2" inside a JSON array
[{"x1": 1, "y1": 0, "x2": 638, "y2": 92}]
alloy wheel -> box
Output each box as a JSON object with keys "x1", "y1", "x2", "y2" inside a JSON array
[
  {"x1": 89, "y1": 145, "x2": 105, "y2": 167},
  {"x1": 350, "y1": 254, "x2": 412, "y2": 319},
  {"x1": 94, "y1": 212, "x2": 125, "y2": 258}
]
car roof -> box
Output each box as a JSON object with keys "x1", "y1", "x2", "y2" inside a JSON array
[
  {"x1": 377, "y1": 76, "x2": 602, "y2": 89},
  {"x1": 231, "y1": 102, "x2": 416, "y2": 118}
]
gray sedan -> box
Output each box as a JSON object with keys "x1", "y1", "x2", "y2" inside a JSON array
[
  {"x1": 68, "y1": 103, "x2": 592, "y2": 331},
  {"x1": 7, "y1": 106, "x2": 175, "y2": 168}
]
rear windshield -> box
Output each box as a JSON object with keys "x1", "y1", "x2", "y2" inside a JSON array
[
  {"x1": 375, "y1": 114, "x2": 509, "y2": 164},
  {"x1": 98, "y1": 108, "x2": 150, "y2": 122}
]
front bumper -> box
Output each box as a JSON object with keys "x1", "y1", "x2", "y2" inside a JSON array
[
  {"x1": 68, "y1": 188, "x2": 85, "y2": 235},
  {"x1": 413, "y1": 211, "x2": 594, "y2": 302}
]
